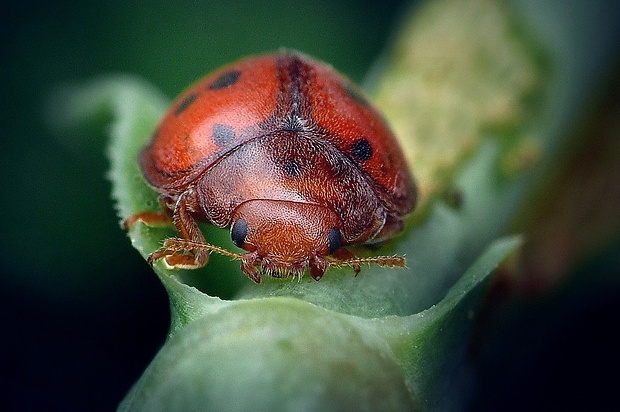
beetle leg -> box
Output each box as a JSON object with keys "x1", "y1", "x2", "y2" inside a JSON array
[
  {"x1": 310, "y1": 255, "x2": 329, "y2": 281},
  {"x1": 122, "y1": 194, "x2": 176, "y2": 229},
  {"x1": 162, "y1": 189, "x2": 209, "y2": 268},
  {"x1": 241, "y1": 251, "x2": 261, "y2": 284},
  {"x1": 145, "y1": 189, "x2": 210, "y2": 269},
  {"x1": 122, "y1": 211, "x2": 170, "y2": 229}
]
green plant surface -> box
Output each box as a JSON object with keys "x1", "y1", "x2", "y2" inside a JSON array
[
  {"x1": 117, "y1": 236, "x2": 519, "y2": 412},
  {"x1": 50, "y1": 0, "x2": 620, "y2": 410}
]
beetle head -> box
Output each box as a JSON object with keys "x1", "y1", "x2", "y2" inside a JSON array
[{"x1": 229, "y1": 199, "x2": 344, "y2": 282}]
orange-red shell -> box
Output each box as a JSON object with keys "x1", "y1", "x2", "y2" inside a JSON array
[{"x1": 141, "y1": 51, "x2": 416, "y2": 245}]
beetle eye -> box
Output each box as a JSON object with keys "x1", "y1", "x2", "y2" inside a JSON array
[
  {"x1": 327, "y1": 227, "x2": 342, "y2": 255},
  {"x1": 231, "y1": 219, "x2": 248, "y2": 248}
]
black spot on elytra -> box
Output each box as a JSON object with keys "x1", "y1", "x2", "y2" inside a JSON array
[
  {"x1": 343, "y1": 82, "x2": 370, "y2": 106},
  {"x1": 350, "y1": 138, "x2": 373, "y2": 162},
  {"x1": 283, "y1": 159, "x2": 301, "y2": 177},
  {"x1": 175, "y1": 92, "x2": 199, "y2": 116},
  {"x1": 208, "y1": 70, "x2": 241, "y2": 90},
  {"x1": 212, "y1": 124, "x2": 235, "y2": 146}
]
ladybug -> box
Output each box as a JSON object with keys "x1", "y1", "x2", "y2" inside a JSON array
[{"x1": 125, "y1": 51, "x2": 417, "y2": 283}]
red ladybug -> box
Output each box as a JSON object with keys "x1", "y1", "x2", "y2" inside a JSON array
[{"x1": 126, "y1": 51, "x2": 417, "y2": 283}]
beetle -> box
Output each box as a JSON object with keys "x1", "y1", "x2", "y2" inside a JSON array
[{"x1": 125, "y1": 51, "x2": 417, "y2": 283}]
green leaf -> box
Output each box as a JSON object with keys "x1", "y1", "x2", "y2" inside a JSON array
[
  {"x1": 118, "y1": 297, "x2": 415, "y2": 412},
  {"x1": 371, "y1": 236, "x2": 523, "y2": 411},
  {"x1": 118, "y1": 237, "x2": 520, "y2": 412}
]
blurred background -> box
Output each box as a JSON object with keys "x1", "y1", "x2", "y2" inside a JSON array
[{"x1": 1, "y1": 0, "x2": 619, "y2": 411}]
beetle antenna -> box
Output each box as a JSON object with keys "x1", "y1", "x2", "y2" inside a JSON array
[
  {"x1": 332, "y1": 255, "x2": 406, "y2": 269},
  {"x1": 161, "y1": 237, "x2": 243, "y2": 260}
]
